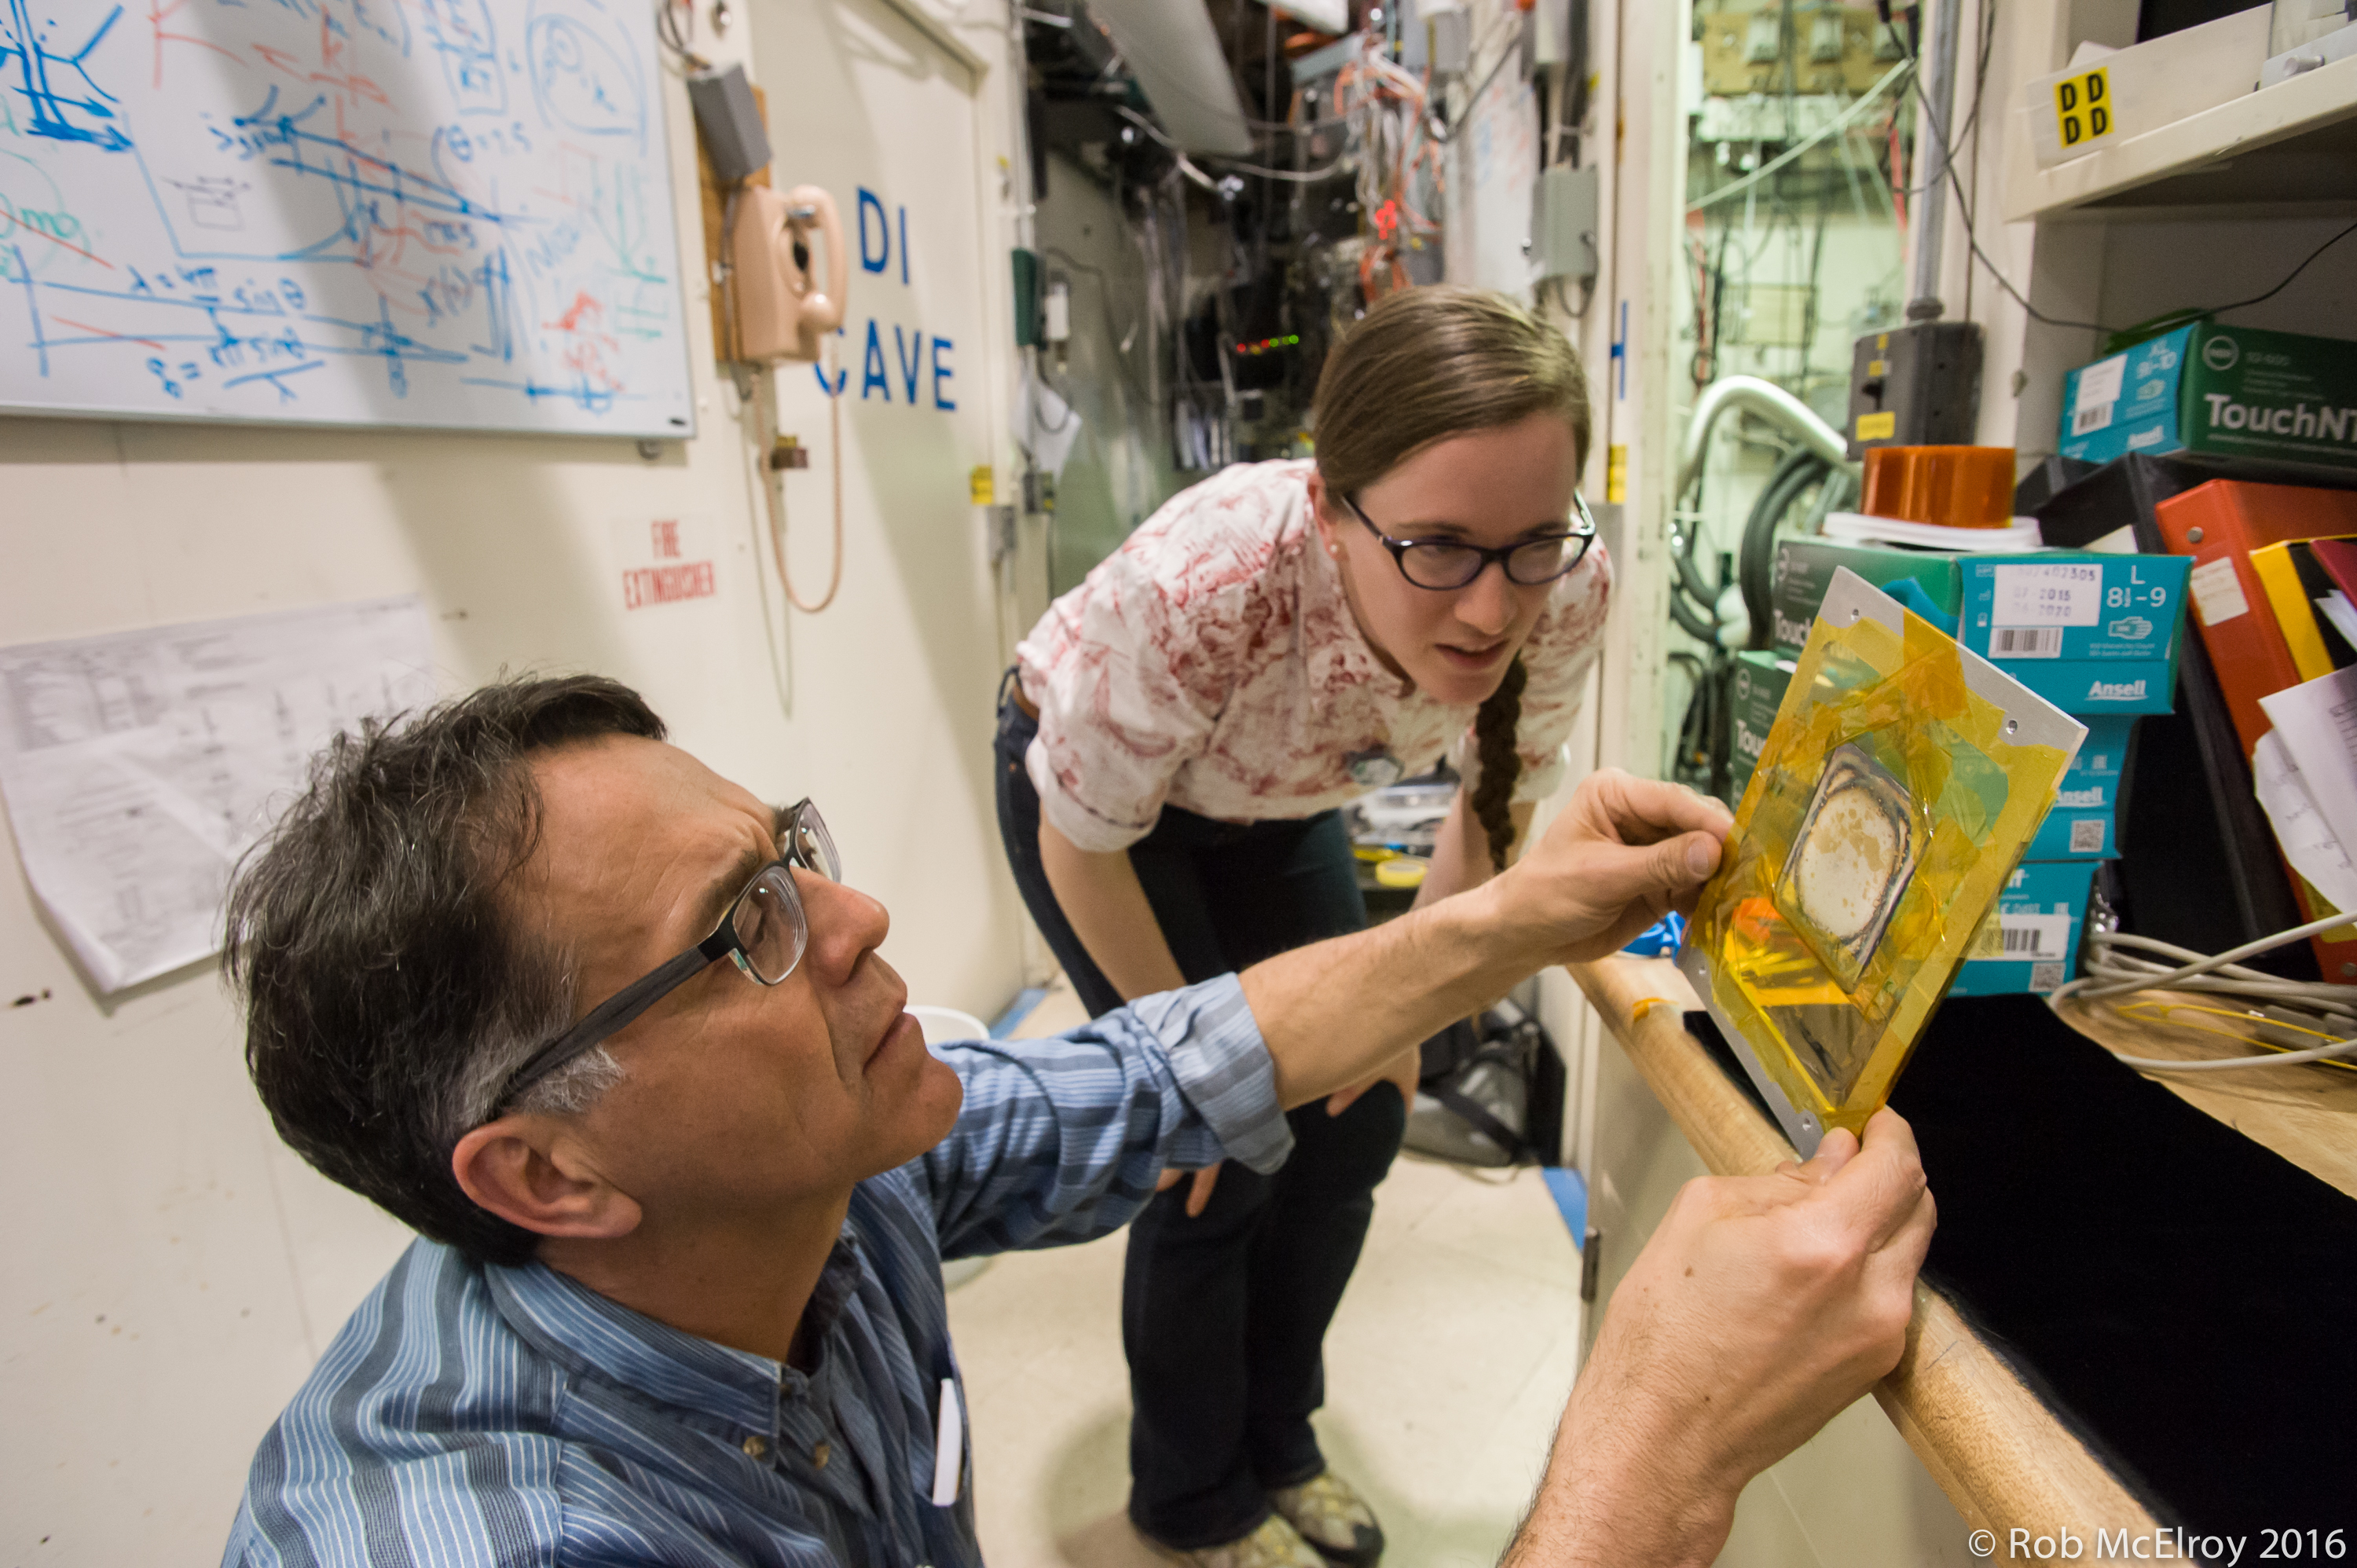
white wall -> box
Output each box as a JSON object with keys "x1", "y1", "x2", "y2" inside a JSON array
[{"x1": 0, "y1": 2, "x2": 1043, "y2": 1562}]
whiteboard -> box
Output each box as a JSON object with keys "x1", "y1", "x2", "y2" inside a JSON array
[{"x1": 0, "y1": 0, "x2": 695, "y2": 436}]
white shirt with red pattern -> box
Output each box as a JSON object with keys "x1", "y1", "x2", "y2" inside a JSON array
[{"x1": 1014, "y1": 458, "x2": 1612, "y2": 854}]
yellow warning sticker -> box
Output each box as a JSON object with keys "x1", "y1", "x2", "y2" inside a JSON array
[
  {"x1": 2054, "y1": 66, "x2": 2113, "y2": 150},
  {"x1": 1856, "y1": 411, "x2": 1897, "y2": 441}
]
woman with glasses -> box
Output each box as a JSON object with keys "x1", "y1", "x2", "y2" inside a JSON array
[{"x1": 992, "y1": 285, "x2": 1607, "y2": 1568}]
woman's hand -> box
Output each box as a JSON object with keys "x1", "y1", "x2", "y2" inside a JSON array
[{"x1": 1497, "y1": 770, "x2": 1732, "y2": 966}]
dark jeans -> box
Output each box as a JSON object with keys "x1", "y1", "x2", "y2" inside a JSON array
[{"x1": 995, "y1": 691, "x2": 1406, "y2": 1548}]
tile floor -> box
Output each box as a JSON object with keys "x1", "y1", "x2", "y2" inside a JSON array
[{"x1": 944, "y1": 979, "x2": 1588, "y2": 1568}]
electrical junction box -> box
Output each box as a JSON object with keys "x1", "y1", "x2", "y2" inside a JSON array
[
  {"x1": 2022, "y1": 9, "x2": 2270, "y2": 168},
  {"x1": 1950, "y1": 859, "x2": 2096, "y2": 996},
  {"x1": 1847, "y1": 321, "x2": 1984, "y2": 458},
  {"x1": 687, "y1": 65, "x2": 772, "y2": 185},
  {"x1": 1010, "y1": 248, "x2": 1042, "y2": 348},
  {"x1": 1530, "y1": 164, "x2": 1600, "y2": 284},
  {"x1": 1426, "y1": 5, "x2": 1472, "y2": 80},
  {"x1": 1697, "y1": 3, "x2": 1902, "y2": 96},
  {"x1": 2058, "y1": 321, "x2": 2357, "y2": 472}
]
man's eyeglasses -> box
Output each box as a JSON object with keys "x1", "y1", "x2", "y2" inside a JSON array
[
  {"x1": 1341, "y1": 490, "x2": 1597, "y2": 591},
  {"x1": 495, "y1": 798, "x2": 839, "y2": 1112}
]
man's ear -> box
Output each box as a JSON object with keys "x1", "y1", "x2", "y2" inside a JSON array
[{"x1": 452, "y1": 1117, "x2": 643, "y2": 1242}]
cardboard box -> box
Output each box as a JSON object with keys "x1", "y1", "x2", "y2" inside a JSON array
[
  {"x1": 1956, "y1": 553, "x2": 2187, "y2": 713},
  {"x1": 1959, "y1": 554, "x2": 2189, "y2": 664},
  {"x1": 2056, "y1": 713, "x2": 2135, "y2": 811},
  {"x1": 1996, "y1": 660, "x2": 2175, "y2": 714},
  {"x1": 1771, "y1": 540, "x2": 1965, "y2": 655},
  {"x1": 2028, "y1": 804, "x2": 2116, "y2": 860},
  {"x1": 1950, "y1": 859, "x2": 2097, "y2": 996},
  {"x1": 1725, "y1": 650, "x2": 1794, "y2": 802},
  {"x1": 1774, "y1": 543, "x2": 2184, "y2": 710},
  {"x1": 2059, "y1": 322, "x2": 2357, "y2": 471}
]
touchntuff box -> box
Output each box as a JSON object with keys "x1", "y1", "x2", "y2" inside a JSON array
[
  {"x1": 1951, "y1": 859, "x2": 2098, "y2": 996},
  {"x1": 1771, "y1": 540, "x2": 1965, "y2": 655},
  {"x1": 2059, "y1": 322, "x2": 2357, "y2": 471},
  {"x1": 1726, "y1": 650, "x2": 1795, "y2": 801}
]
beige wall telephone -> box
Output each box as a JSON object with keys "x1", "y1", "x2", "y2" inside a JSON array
[
  {"x1": 690, "y1": 63, "x2": 848, "y2": 612},
  {"x1": 731, "y1": 185, "x2": 847, "y2": 365}
]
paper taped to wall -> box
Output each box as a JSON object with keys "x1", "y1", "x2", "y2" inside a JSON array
[{"x1": 0, "y1": 599, "x2": 433, "y2": 993}]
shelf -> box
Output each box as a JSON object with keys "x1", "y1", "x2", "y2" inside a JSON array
[{"x1": 2004, "y1": 49, "x2": 2357, "y2": 222}]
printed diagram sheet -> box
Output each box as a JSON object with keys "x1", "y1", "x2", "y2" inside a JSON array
[{"x1": 0, "y1": 599, "x2": 432, "y2": 993}]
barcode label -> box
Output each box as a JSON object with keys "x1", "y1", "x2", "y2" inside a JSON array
[
  {"x1": 2072, "y1": 401, "x2": 2115, "y2": 434},
  {"x1": 2069, "y1": 817, "x2": 2107, "y2": 853},
  {"x1": 1992, "y1": 627, "x2": 2064, "y2": 658},
  {"x1": 2031, "y1": 962, "x2": 2066, "y2": 991},
  {"x1": 1970, "y1": 912, "x2": 2073, "y2": 962}
]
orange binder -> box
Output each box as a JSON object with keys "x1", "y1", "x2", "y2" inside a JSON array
[
  {"x1": 2154, "y1": 482, "x2": 2357, "y2": 758},
  {"x1": 2154, "y1": 482, "x2": 2357, "y2": 974}
]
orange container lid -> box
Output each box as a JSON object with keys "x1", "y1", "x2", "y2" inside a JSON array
[{"x1": 1860, "y1": 445, "x2": 2016, "y2": 530}]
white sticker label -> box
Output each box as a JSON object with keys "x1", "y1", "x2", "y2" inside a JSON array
[
  {"x1": 1992, "y1": 627, "x2": 2064, "y2": 658},
  {"x1": 2074, "y1": 354, "x2": 2127, "y2": 413},
  {"x1": 2002, "y1": 913, "x2": 2073, "y2": 959},
  {"x1": 1991, "y1": 563, "x2": 2102, "y2": 627},
  {"x1": 2188, "y1": 556, "x2": 2249, "y2": 626}
]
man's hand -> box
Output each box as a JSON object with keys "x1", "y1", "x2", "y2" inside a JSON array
[
  {"x1": 1245, "y1": 770, "x2": 1732, "y2": 1112},
  {"x1": 1494, "y1": 770, "x2": 1732, "y2": 968},
  {"x1": 1506, "y1": 1109, "x2": 1935, "y2": 1568}
]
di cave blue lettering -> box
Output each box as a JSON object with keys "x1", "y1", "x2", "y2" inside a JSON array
[
  {"x1": 859, "y1": 188, "x2": 889, "y2": 275},
  {"x1": 893, "y1": 324, "x2": 922, "y2": 403},
  {"x1": 898, "y1": 205, "x2": 908, "y2": 286},
  {"x1": 932, "y1": 335, "x2": 954, "y2": 410},
  {"x1": 860, "y1": 319, "x2": 890, "y2": 401}
]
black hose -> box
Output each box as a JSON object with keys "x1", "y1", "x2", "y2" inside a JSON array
[
  {"x1": 1739, "y1": 447, "x2": 1834, "y2": 649},
  {"x1": 1669, "y1": 589, "x2": 1720, "y2": 647}
]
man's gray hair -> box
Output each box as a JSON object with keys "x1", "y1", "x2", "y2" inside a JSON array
[{"x1": 225, "y1": 676, "x2": 668, "y2": 1265}]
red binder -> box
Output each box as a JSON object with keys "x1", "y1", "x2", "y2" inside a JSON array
[
  {"x1": 2154, "y1": 481, "x2": 2357, "y2": 975},
  {"x1": 2154, "y1": 482, "x2": 2357, "y2": 759}
]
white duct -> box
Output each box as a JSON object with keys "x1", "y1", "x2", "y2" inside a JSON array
[
  {"x1": 1087, "y1": 0, "x2": 1255, "y2": 156},
  {"x1": 1677, "y1": 376, "x2": 1854, "y2": 500}
]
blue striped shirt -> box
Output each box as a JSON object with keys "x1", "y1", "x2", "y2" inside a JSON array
[{"x1": 225, "y1": 976, "x2": 1288, "y2": 1568}]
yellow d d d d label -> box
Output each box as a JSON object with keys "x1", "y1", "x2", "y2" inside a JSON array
[{"x1": 2054, "y1": 66, "x2": 2113, "y2": 148}]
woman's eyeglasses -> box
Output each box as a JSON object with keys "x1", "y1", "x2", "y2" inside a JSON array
[{"x1": 1341, "y1": 490, "x2": 1597, "y2": 591}]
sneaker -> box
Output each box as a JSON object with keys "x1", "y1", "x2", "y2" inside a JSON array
[
  {"x1": 1268, "y1": 1471, "x2": 1384, "y2": 1567},
  {"x1": 1145, "y1": 1513, "x2": 1328, "y2": 1568}
]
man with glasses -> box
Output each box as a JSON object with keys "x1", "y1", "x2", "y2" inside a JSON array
[{"x1": 224, "y1": 673, "x2": 1934, "y2": 1568}]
